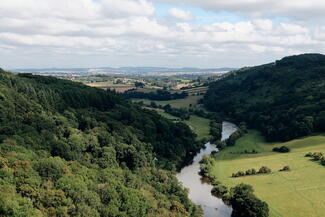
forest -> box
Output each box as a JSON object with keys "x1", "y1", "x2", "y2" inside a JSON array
[
  {"x1": 123, "y1": 89, "x2": 188, "y2": 101},
  {"x1": 204, "y1": 54, "x2": 325, "y2": 141},
  {"x1": 0, "y1": 69, "x2": 202, "y2": 217}
]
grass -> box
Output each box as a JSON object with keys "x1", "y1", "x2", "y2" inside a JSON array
[
  {"x1": 184, "y1": 115, "x2": 211, "y2": 140},
  {"x1": 152, "y1": 109, "x2": 210, "y2": 140},
  {"x1": 211, "y1": 130, "x2": 325, "y2": 217},
  {"x1": 132, "y1": 95, "x2": 203, "y2": 108}
]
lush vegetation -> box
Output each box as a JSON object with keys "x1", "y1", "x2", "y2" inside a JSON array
[
  {"x1": 123, "y1": 89, "x2": 188, "y2": 101},
  {"x1": 0, "y1": 70, "x2": 202, "y2": 217},
  {"x1": 209, "y1": 130, "x2": 325, "y2": 217},
  {"x1": 272, "y1": 146, "x2": 290, "y2": 153},
  {"x1": 133, "y1": 95, "x2": 203, "y2": 109},
  {"x1": 230, "y1": 184, "x2": 269, "y2": 217},
  {"x1": 204, "y1": 54, "x2": 325, "y2": 142},
  {"x1": 209, "y1": 122, "x2": 222, "y2": 143}
]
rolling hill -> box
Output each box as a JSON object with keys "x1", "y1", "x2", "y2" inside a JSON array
[
  {"x1": 0, "y1": 70, "x2": 202, "y2": 217},
  {"x1": 204, "y1": 54, "x2": 325, "y2": 141}
]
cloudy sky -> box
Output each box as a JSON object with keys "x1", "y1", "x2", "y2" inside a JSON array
[{"x1": 0, "y1": 0, "x2": 325, "y2": 69}]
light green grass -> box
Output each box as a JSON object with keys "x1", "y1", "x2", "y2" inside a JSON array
[
  {"x1": 184, "y1": 115, "x2": 211, "y2": 140},
  {"x1": 133, "y1": 95, "x2": 203, "y2": 108},
  {"x1": 154, "y1": 110, "x2": 210, "y2": 140},
  {"x1": 211, "y1": 130, "x2": 325, "y2": 217}
]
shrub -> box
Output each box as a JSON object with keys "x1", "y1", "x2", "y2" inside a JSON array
[
  {"x1": 312, "y1": 152, "x2": 323, "y2": 161},
  {"x1": 273, "y1": 146, "x2": 290, "y2": 153},
  {"x1": 230, "y1": 184, "x2": 269, "y2": 217},
  {"x1": 258, "y1": 166, "x2": 271, "y2": 174},
  {"x1": 211, "y1": 185, "x2": 228, "y2": 196},
  {"x1": 321, "y1": 158, "x2": 325, "y2": 166},
  {"x1": 305, "y1": 152, "x2": 312, "y2": 157},
  {"x1": 280, "y1": 166, "x2": 290, "y2": 171}
]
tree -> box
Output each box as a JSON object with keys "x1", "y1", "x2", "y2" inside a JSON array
[{"x1": 230, "y1": 184, "x2": 269, "y2": 217}]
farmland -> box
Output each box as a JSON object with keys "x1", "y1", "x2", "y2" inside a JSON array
[{"x1": 210, "y1": 130, "x2": 325, "y2": 217}]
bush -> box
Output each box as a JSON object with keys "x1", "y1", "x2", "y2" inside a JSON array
[
  {"x1": 305, "y1": 152, "x2": 312, "y2": 157},
  {"x1": 211, "y1": 185, "x2": 228, "y2": 196},
  {"x1": 230, "y1": 184, "x2": 269, "y2": 217},
  {"x1": 273, "y1": 146, "x2": 290, "y2": 153},
  {"x1": 258, "y1": 166, "x2": 271, "y2": 174},
  {"x1": 280, "y1": 166, "x2": 290, "y2": 171}
]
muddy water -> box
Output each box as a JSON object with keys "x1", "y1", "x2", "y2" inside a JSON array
[{"x1": 176, "y1": 121, "x2": 237, "y2": 217}]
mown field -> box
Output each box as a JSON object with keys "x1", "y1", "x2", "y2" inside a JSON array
[
  {"x1": 133, "y1": 95, "x2": 203, "y2": 108},
  {"x1": 211, "y1": 130, "x2": 325, "y2": 217}
]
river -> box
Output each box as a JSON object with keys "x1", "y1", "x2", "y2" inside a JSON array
[{"x1": 176, "y1": 121, "x2": 238, "y2": 217}]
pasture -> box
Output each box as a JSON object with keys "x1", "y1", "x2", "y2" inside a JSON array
[{"x1": 211, "y1": 130, "x2": 325, "y2": 217}]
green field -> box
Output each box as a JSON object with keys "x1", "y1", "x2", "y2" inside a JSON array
[
  {"x1": 133, "y1": 95, "x2": 203, "y2": 108},
  {"x1": 184, "y1": 115, "x2": 211, "y2": 140},
  {"x1": 154, "y1": 109, "x2": 210, "y2": 140},
  {"x1": 211, "y1": 130, "x2": 325, "y2": 217}
]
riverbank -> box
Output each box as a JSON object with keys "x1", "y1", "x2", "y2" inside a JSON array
[
  {"x1": 210, "y1": 130, "x2": 325, "y2": 217},
  {"x1": 176, "y1": 122, "x2": 237, "y2": 217}
]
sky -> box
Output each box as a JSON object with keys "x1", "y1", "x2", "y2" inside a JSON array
[{"x1": 0, "y1": 0, "x2": 325, "y2": 69}]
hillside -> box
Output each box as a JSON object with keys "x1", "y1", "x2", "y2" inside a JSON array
[
  {"x1": 0, "y1": 70, "x2": 202, "y2": 216},
  {"x1": 204, "y1": 54, "x2": 325, "y2": 141}
]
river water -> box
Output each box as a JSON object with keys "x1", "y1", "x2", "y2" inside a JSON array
[{"x1": 176, "y1": 121, "x2": 238, "y2": 217}]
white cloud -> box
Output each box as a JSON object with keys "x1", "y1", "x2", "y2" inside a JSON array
[
  {"x1": 168, "y1": 8, "x2": 194, "y2": 21},
  {"x1": 153, "y1": 0, "x2": 325, "y2": 20},
  {"x1": 0, "y1": 0, "x2": 324, "y2": 68}
]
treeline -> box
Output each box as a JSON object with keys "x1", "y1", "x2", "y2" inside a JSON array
[
  {"x1": 199, "y1": 155, "x2": 269, "y2": 217},
  {"x1": 123, "y1": 89, "x2": 188, "y2": 101},
  {"x1": 209, "y1": 122, "x2": 222, "y2": 143},
  {"x1": 204, "y1": 54, "x2": 325, "y2": 142},
  {"x1": 0, "y1": 71, "x2": 202, "y2": 217},
  {"x1": 140, "y1": 101, "x2": 211, "y2": 121},
  {"x1": 215, "y1": 123, "x2": 247, "y2": 150}
]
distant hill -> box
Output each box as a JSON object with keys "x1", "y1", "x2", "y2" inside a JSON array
[
  {"x1": 204, "y1": 54, "x2": 325, "y2": 141},
  {"x1": 11, "y1": 66, "x2": 236, "y2": 77},
  {"x1": 0, "y1": 71, "x2": 202, "y2": 216}
]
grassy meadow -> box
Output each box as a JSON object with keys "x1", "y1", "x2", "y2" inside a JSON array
[
  {"x1": 211, "y1": 130, "x2": 325, "y2": 217},
  {"x1": 184, "y1": 115, "x2": 211, "y2": 140},
  {"x1": 153, "y1": 108, "x2": 210, "y2": 140}
]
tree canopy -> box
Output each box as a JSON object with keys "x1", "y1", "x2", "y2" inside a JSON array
[{"x1": 204, "y1": 54, "x2": 325, "y2": 141}]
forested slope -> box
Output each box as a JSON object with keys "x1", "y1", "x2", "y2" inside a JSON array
[
  {"x1": 204, "y1": 54, "x2": 325, "y2": 141},
  {"x1": 0, "y1": 69, "x2": 202, "y2": 217}
]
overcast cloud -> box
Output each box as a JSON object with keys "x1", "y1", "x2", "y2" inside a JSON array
[{"x1": 0, "y1": 0, "x2": 324, "y2": 68}]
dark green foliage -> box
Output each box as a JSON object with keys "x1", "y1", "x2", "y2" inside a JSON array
[
  {"x1": 0, "y1": 71, "x2": 201, "y2": 217},
  {"x1": 123, "y1": 89, "x2": 188, "y2": 101},
  {"x1": 204, "y1": 54, "x2": 325, "y2": 142},
  {"x1": 209, "y1": 122, "x2": 222, "y2": 142},
  {"x1": 211, "y1": 185, "x2": 228, "y2": 197},
  {"x1": 230, "y1": 184, "x2": 269, "y2": 217},
  {"x1": 272, "y1": 146, "x2": 290, "y2": 153},
  {"x1": 225, "y1": 129, "x2": 245, "y2": 146},
  {"x1": 162, "y1": 104, "x2": 190, "y2": 120}
]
